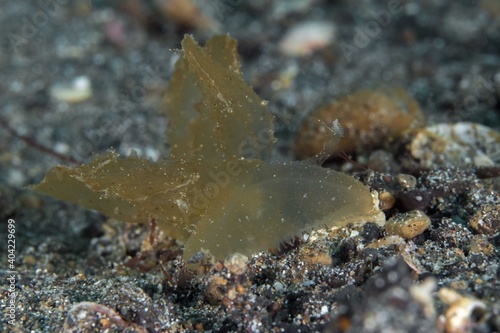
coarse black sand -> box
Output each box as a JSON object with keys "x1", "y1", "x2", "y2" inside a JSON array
[{"x1": 1, "y1": 1, "x2": 499, "y2": 332}]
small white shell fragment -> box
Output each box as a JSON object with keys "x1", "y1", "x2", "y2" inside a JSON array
[
  {"x1": 7, "y1": 169, "x2": 25, "y2": 187},
  {"x1": 279, "y1": 21, "x2": 336, "y2": 57},
  {"x1": 273, "y1": 281, "x2": 285, "y2": 291},
  {"x1": 410, "y1": 122, "x2": 500, "y2": 167},
  {"x1": 438, "y1": 288, "x2": 487, "y2": 333},
  {"x1": 54, "y1": 142, "x2": 71, "y2": 155},
  {"x1": 50, "y1": 76, "x2": 93, "y2": 103}
]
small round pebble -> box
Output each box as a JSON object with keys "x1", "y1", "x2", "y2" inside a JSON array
[
  {"x1": 279, "y1": 21, "x2": 336, "y2": 57},
  {"x1": 379, "y1": 191, "x2": 396, "y2": 211},
  {"x1": 49, "y1": 76, "x2": 93, "y2": 103},
  {"x1": 385, "y1": 210, "x2": 431, "y2": 239},
  {"x1": 397, "y1": 174, "x2": 417, "y2": 190}
]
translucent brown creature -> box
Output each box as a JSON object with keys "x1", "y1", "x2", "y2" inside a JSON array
[{"x1": 32, "y1": 35, "x2": 378, "y2": 267}]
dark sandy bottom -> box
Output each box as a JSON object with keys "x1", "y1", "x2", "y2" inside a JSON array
[{"x1": 1, "y1": 1, "x2": 500, "y2": 332}]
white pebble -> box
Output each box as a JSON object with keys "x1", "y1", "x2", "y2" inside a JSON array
[
  {"x1": 50, "y1": 76, "x2": 92, "y2": 103},
  {"x1": 279, "y1": 21, "x2": 336, "y2": 57},
  {"x1": 8, "y1": 169, "x2": 25, "y2": 186}
]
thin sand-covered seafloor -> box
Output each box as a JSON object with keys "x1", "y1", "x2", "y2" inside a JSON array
[{"x1": 1, "y1": 1, "x2": 499, "y2": 332}]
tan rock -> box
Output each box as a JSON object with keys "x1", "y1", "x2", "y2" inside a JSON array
[{"x1": 385, "y1": 210, "x2": 430, "y2": 239}]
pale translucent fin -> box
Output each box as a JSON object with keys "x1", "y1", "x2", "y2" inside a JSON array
[
  {"x1": 31, "y1": 151, "x2": 196, "y2": 240},
  {"x1": 183, "y1": 159, "x2": 375, "y2": 263},
  {"x1": 164, "y1": 35, "x2": 275, "y2": 163}
]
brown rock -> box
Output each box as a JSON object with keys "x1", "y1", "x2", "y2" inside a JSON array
[
  {"x1": 297, "y1": 246, "x2": 333, "y2": 267},
  {"x1": 295, "y1": 88, "x2": 424, "y2": 159},
  {"x1": 385, "y1": 210, "x2": 431, "y2": 239},
  {"x1": 379, "y1": 191, "x2": 396, "y2": 211},
  {"x1": 469, "y1": 204, "x2": 500, "y2": 236}
]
